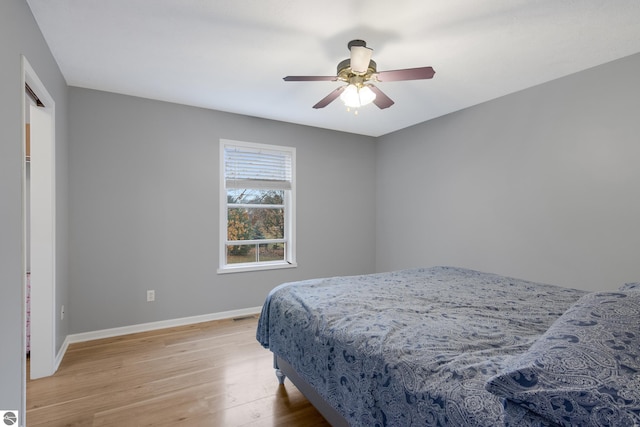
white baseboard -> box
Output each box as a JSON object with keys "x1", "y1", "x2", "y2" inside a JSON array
[
  {"x1": 55, "y1": 338, "x2": 70, "y2": 372},
  {"x1": 62, "y1": 306, "x2": 262, "y2": 347}
]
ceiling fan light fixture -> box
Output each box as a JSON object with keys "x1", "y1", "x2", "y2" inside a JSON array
[
  {"x1": 340, "y1": 84, "x2": 376, "y2": 108},
  {"x1": 283, "y1": 39, "x2": 434, "y2": 110}
]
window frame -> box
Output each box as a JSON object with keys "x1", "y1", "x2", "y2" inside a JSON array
[{"x1": 218, "y1": 139, "x2": 296, "y2": 274}]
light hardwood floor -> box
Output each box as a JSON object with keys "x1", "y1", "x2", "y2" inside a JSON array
[{"x1": 27, "y1": 315, "x2": 331, "y2": 426}]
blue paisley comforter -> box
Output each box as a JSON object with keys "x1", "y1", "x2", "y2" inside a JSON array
[{"x1": 257, "y1": 266, "x2": 588, "y2": 426}]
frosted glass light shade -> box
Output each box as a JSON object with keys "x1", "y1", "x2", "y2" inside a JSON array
[
  {"x1": 350, "y1": 46, "x2": 373, "y2": 74},
  {"x1": 358, "y1": 85, "x2": 376, "y2": 106},
  {"x1": 340, "y1": 84, "x2": 376, "y2": 108}
]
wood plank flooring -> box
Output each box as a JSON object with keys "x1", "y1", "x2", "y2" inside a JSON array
[{"x1": 27, "y1": 315, "x2": 331, "y2": 426}]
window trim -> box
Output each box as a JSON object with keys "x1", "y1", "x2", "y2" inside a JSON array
[{"x1": 218, "y1": 139, "x2": 296, "y2": 274}]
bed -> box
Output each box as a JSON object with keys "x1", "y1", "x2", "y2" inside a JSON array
[{"x1": 256, "y1": 266, "x2": 640, "y2": 426}]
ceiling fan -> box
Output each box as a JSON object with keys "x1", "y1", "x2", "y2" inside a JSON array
[{"x1": 283, "y1": 39, "x2": 435, "y2": 110}]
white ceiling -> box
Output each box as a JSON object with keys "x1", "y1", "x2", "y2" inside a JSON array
[{"x1": 27, "y1": 0, "x2": 640, "y2": 137}]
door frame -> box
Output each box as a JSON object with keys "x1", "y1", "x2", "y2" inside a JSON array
[{"x1": 22, "y1": 55, "x2": 57, "y2": 388}]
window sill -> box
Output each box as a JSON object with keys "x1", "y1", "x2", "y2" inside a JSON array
[{"x1": 217, "y1": 261, "x2": 297, "y2": 275}]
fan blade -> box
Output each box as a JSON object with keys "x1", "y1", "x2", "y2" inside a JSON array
[
  {"x1": 283, "y1": 76, "x2": 338, "y2": 82},
  {"x1": 350, "y1": 45, "x2": 373, "y2": 74},
  {"x1": 375, "y1": 66, "x2": 435, "y2": 82},
  {"x1": 313, "y1": 86, "x2": 346, "y2": 109},
  {"x1": 368, "y1": 85, "x2": 394, "y2": 109}
]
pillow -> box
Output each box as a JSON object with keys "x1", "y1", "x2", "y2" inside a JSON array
[
  {"x1": 485, "y1": 291, "x2": 640, "y2": 427},
  {"x1": 619, "y1": 282, "x2": 640, "y2": 291}
]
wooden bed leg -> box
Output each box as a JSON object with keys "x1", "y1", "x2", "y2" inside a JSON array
[{"x1": 273, "y1": 354, "x2": 287, "y2": 384}]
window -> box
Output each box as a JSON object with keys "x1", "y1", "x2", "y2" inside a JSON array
[{"x1": 219, "y1": 139, "x2": 296, "y2": 273}]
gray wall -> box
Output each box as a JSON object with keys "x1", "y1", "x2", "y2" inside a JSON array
[
  {"x1": 376, "y1": 53, "x2": 640, "y2": 291},
  {"x1": 68, "y1": 88, "x2": 376, "y2": 333},
  {"x1": 0, "y1": 0, "x2": 69, "y2": 413}
]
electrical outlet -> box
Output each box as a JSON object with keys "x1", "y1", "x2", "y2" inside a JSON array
[
  {"x1": 60, "y1": 305, "x2": 65, "y2": 320},
  {"x1": 146, "y1": 290, "x2": 155, "y2": 302}
]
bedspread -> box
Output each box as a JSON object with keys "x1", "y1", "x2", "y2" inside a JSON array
[{"x1": 257, "y1": 266, "x2": 588, "y2": 426}]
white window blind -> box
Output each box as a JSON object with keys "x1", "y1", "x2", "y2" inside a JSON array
[
  {"x1": 224, "y1": 145, "x2": 292, "y2": 190},
  {"x1": 219, "y1": 139, "x2": 297, "y2": 274}
]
